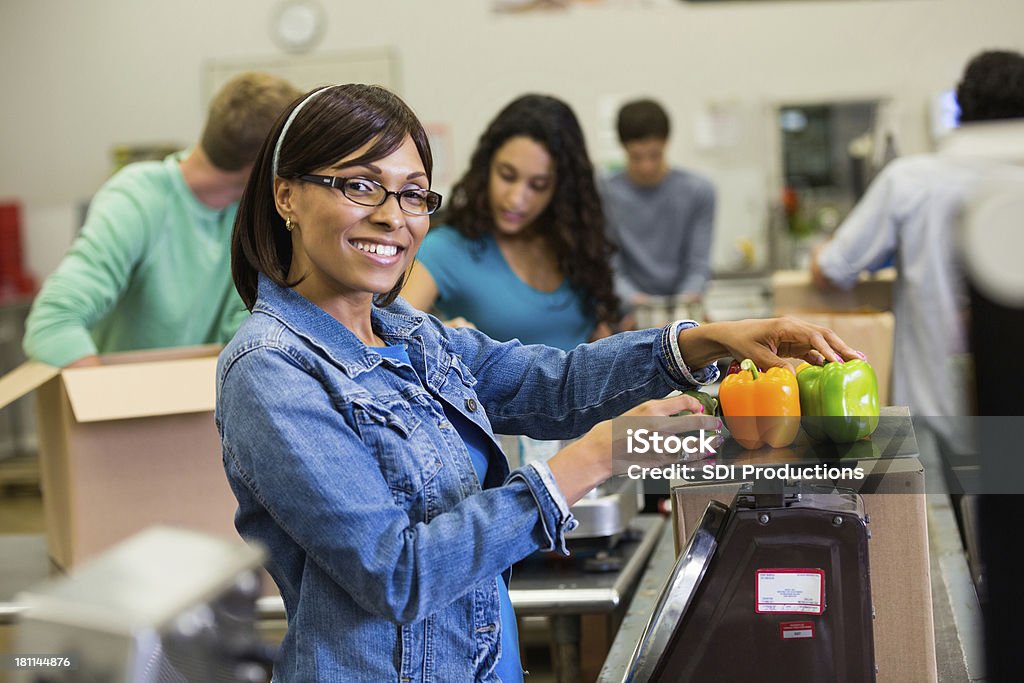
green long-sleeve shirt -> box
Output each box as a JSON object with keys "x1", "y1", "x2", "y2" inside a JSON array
[{"x1": 23, "y1": 152, "x2": 248, "y2": 367}]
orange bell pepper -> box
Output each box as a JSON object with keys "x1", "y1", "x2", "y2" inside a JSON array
[{"x1": 718, "y1": 359, "x2": 801, "y2": 449}]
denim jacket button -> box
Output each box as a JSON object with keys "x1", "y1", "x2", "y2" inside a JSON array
[{"x1": 465, "y1": 397, "x2": 478, "y2": 412}]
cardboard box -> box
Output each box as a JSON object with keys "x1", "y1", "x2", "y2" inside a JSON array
[
  {"x1": 0, "y1": 345, "x2": 238, "y2": 570},
  {"x1": 772, "y1": 268, "x2": 896, "y2": 314},
  {"x1": 772, "y1": 269, "x2": 896, "y2": 406},
  {"x1": 794, "y1": 311, "x2": 894, "y2": 406},
  {"x1": 670, "y1": 456, "x2": 937, "y2": 682}
]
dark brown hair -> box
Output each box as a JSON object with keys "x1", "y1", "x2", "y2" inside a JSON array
[
  {"x1": 956, "y1": 50, "x2": 1024, "y2": 124},
  {"x1": 199, "y1": 72, "x2": 302, "y2": 172},
  {"x1": 616, "y1": 98, "x2": 670, "y2": 144},
  {"x1": 444, "y1": 94, "x2": 620, "y2": 327},
  {"x1": 232, "y1": 84, "x2": 433, "y2": 310}
]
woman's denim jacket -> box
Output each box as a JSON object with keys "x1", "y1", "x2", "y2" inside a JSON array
[{"x1": 215, "y1": 275, "x2": 716, "y2": 682}]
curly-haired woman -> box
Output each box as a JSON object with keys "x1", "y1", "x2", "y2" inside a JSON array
[{"x1": 403, "y1": 94, "x2": 621, "y2": 348}]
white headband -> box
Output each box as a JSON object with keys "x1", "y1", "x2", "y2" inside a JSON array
[{"x1": 272, "y1": 85, "x2": 334, "y2": 178}]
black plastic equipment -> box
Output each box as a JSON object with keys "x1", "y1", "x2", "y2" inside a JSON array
[{"x1": 622, "y1": 482, "x2": 875, "y2": 682}]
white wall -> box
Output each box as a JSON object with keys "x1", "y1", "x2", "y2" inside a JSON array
[{"x1": 2, "y1": 0, "x2": 1022, "y2": 278}]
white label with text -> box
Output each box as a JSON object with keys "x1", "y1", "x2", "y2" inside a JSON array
[{"x1": 755, "y1": 569, "x2": 824, "y2": 614}]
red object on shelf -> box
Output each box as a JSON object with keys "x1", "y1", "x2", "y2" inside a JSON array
[
  {"x1": 781, "y1": 186, "x2": 799, "y2": 216},
  {"x1": 0, "y1": 201, "x2": 38, "y2": 302}
]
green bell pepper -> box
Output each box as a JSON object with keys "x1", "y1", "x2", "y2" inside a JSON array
[
  {"x1": 796, "y1": 360, "x2": 880, "y2": 443},
  {"x1": 680, "y1": 390, "x2": 719, "y2": 417}
]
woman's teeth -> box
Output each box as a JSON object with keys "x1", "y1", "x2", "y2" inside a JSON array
[{"x1": 353, "y1": 241, "x2": 398, "y2": 257}]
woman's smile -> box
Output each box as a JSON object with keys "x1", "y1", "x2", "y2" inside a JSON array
[{"x1": 349, "y1": 237, "x2": 406, "y2": 265}]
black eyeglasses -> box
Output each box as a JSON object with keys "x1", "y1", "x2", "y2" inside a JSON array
[{"x1": 299, "y1": 175, "x2": 442, "y2": 216}]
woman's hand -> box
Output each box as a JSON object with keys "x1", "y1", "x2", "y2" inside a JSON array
[
  {"x1": 547, "y1": 393, "x2": 720, "y2": 505},
  {"x1": 678, "y1": 316, "x2": 866, "y2": 372},
  {"x1": 810, "y1": 243, "x2": 838, "y2": 290}
]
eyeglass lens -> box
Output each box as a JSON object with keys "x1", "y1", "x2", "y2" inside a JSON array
[{"x1": 342, "y1": 178, "x2": 440, "y2": 215}]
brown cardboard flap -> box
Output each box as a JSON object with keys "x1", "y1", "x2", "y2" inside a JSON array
[
  {"x1": 0, "y1": 361, "x2": 61, "y2": 411},
  {"x1": 62, "y1": 356, "x2": 218, "y2": 422},
  {"x1": 773, "y1": 268, "x2": 896, "y2": 313},
  {"x1": 772, "y1": 267, "x2": 897, "y2": 290},
  {"x1": 98, "y1": 343, "x2": 223, "y2": 366}
]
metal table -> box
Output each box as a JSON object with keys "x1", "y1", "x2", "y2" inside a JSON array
[
  {"x1": 597, "y1": 517, "x2": 678, "y2": 682},
  {"x1": 509, "y1": 514, "x2": 663, "y2": 682},
  {"x1": 509, "y1": 514, "x2": 662, "y2": 614},
  {"x1": 0, "y1": 534, "x2": 50, "y2": 626}
]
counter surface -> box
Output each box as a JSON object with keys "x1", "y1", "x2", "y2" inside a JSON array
[
  {"x1": 509, "y1": 514, "x2": 663, "y2": 616},
  {"x1": 597, "y1": 514, "x2": 677, "y2": 682}
]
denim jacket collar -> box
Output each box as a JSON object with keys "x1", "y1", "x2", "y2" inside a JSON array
[{"x1": 253, "y1": 272, "x2": 426, "y2": 377}]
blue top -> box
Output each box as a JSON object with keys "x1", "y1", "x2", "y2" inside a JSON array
[
  {"x1": 375, "y1": 344, "x2": 523, "y2": 682},
  {"x1": 416, "y1": 225, "x2": 594, "y2": 350},
  {"x1": 216, "y1": 273, "x2": 715, "y2": 681}
]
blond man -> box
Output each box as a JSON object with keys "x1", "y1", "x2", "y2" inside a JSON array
[{"x1": 24, "y1": 72, "x2": 301, "y2": 367}]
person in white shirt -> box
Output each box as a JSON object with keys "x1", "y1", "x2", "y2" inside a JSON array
[{"x1": 810, "y1": 49, "x2": 1024, "y2": 483}]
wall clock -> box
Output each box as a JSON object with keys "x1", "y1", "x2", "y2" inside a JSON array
[{"x1": 272, "y1": 0, "x2": 325, "y2": 54}]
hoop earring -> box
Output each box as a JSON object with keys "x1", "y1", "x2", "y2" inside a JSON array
[{"x1": 285, "y1": 217, "x2": 295, "y2": 232}]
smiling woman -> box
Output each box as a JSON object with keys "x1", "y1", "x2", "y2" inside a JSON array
[
  {"x1": 274, "y1": 137, "x2": 434, "y2": 341},
  {"x1": 218, "y1": 83, "x2": 864, "y2": 683},
  {"x1": 232, "y1": 85, "x2": 435, "y2": 314}
]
